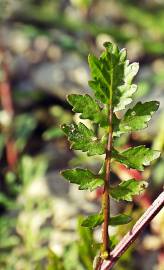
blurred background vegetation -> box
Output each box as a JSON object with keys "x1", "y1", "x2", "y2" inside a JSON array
[{"x1": 0, "y1": 0, "x2": 164, "y2": 269}]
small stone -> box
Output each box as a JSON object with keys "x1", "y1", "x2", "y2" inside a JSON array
[
  {"x1": 34, "y1": 36, "x2": 49, "y2": 52},
  {"x1": 47, "y1": 45, "x2": 62, "y2": 61}
]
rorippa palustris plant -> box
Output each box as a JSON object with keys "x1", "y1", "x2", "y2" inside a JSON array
[{"x1": 60, "y1": 42, "x2": 160, "y2": 266}]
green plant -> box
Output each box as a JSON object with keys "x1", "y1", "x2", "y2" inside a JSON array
[
  {"x1": 0, "y1": 155, "x2": 49, "y2": 270},
  {"x1": 46, "y1": 217, "x2": 99, "y2": 270},
  {"x1": 60, "y1": 42, "x2": 163, "y2": 268}
]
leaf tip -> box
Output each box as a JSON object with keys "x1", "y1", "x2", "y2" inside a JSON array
[{"x1": 103, "y1": 41, "x2": 112, "y2": 48}]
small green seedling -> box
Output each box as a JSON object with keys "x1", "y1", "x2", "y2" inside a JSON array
[{"x1": 61, "y1": 42, "x2": 160, "y2": 265}]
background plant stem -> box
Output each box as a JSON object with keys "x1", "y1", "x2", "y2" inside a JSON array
[{"x1": 0, "y1": 48, "x2": 18, "y2": 169}]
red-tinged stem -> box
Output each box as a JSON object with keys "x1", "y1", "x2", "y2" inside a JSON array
[
  {"x1": 0, "y1": 49, "x2": 14, "y2": 115},
  {"x1": 102, "y1": 101, "x2": 113, "y2": 257},
  {"x1": 0, "y1": 81, "x2": 14, "y2": 116},
  {"x1": 0, "y1": 49, "x2": 18, "y2": 168},
  {"x1": 6, "y1": 139, "x2": 18, "y2": 170},
  {"x1": 99, "y1": 190, "x2": 164, "y2": 270}
]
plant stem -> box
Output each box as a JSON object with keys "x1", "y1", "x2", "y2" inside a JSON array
[
  {"x1": 0, "y1": 48, "x2": 18, "y2": 169},
  {"x1": 100, "y1": 190, "x2": 164, "y2": 270},
  {"x1": 102, "y1": 100, "x2": 113, "y2": 256}
]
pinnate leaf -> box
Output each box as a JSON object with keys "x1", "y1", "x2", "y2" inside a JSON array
[
  {"x1": 88, "y1": 80, "x2": 108, "y2": 104},
  {"x1": 124, "y1": 61, "x2": 139, "y2": 84},
  {"x1": 81, "y1": 213, "x2": 132, "y2": 228},
  {"x1": 81, "y1": 213, "x2": 104, "y2": 228},
  {"x1": 88, "y1": 42, "x2": 139, "y2": 111},
  {"x1": 114, "y1": 59, "x2": 139, "y2": 112},
  {"x1": 61, "y1": 168, "x2": 104, "y2": 191},
  {"x1": 113, "y1": 146, "x2": 160, "y2": 171},
  {"x1": 61, "y1": 41, "x2": 160, "y2": 239},
  {"x1": 88, "y1": 43, "x2": 124, "y2": 106},
  {"x1": 117, "y1": 58, "x2": 138, "y2": 111},
  {"x1": 110, "y1": 179, "x2": 148, "y2": 201},
  {"x1": 67, "y1": 94, "x2": 106, "y2": 126},
  {"x1": 116, "y1": 101, "x2": 160, "y2": 134},
  {"x1": 61, "y1": 122, "x2": 105, "y2": 156},
  {"x1": 115, "y1": 84, "x2": 138, "y2": 112},
  {"x1": 109, "y1": 214, "x2": 132, "y2": 226}
]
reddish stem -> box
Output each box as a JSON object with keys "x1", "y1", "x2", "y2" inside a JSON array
[
  {"x1": 0, "y1": 81, "x2": 14, "y2": 116},
  {"x1": 0, "y1": 49, "x2": 18, "y2": 168},
  {"x1": 102, "y1": 102, "x2": 113, "y2": 256},
  {"x1": 100, "y1": 190, "x2": 164, "y2": 270}
]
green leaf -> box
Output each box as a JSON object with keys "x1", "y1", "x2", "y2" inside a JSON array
[
  {"x1": 63, "y1": 243, "x2": 84, "y2": 270},
  {"x1": 116, "y1": 101, "x2": 160, "y2": 134},
  {"x1": 47, "y1": 250, "x2": 64, "y2": 270},
  {"x1": 61, "y1": 122, "x2": 105, "y2": 156},
  {"x1": 81, "y1": 213, "x2": 132, "y2": 228},
  {"x1": 109, "y1": 235, "x2": 118, "y2": 249},
  {"x1": 88, "y1": 42, "x2": 139, "y2": 111},
  {"x1": 81, "y1": 213, "x2": 104, "y2": 228},
  {"x1": 113, "y1": 59, "x2": 139, "y2": 112},
  {"x1": 88, "y1": 80, "x2": 108, "y2": 104},
  {"x1": 14, "y1": 113, "x2": 37, "y2": 151},
  {"x1": 88, "y1": 54, "x2": 109, "y2": 104},
  {"x1": 43, "y1": 127, "x2": 64, "y2": 140},
  {"x1": 124, "y1": 61, "x2": 139, "y2": 84},
  {"x1": 67, "y1": 94, "x2": 106, "y2": 125},
  {"x1": 109, "y1": 214, "x2": 132, "y2": 226},
  {"x1": 113, "y1": 146, "x2": 160, "y2": 171},
  {"x1": 110, "y1": 179, "x2": 148, "y2": 202},
  {"x1": 88, "y1": 43, "x2": 124, "y2": 105},
  {"x1": 61, "y1": 168, "x2": 104, "y2": 191},
  {"x1": 77, "y1": 216, "x2": 98, "y2": 268},
  {"x1": 114, "y1": 84, "x2": 137, "y2": 112}
]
